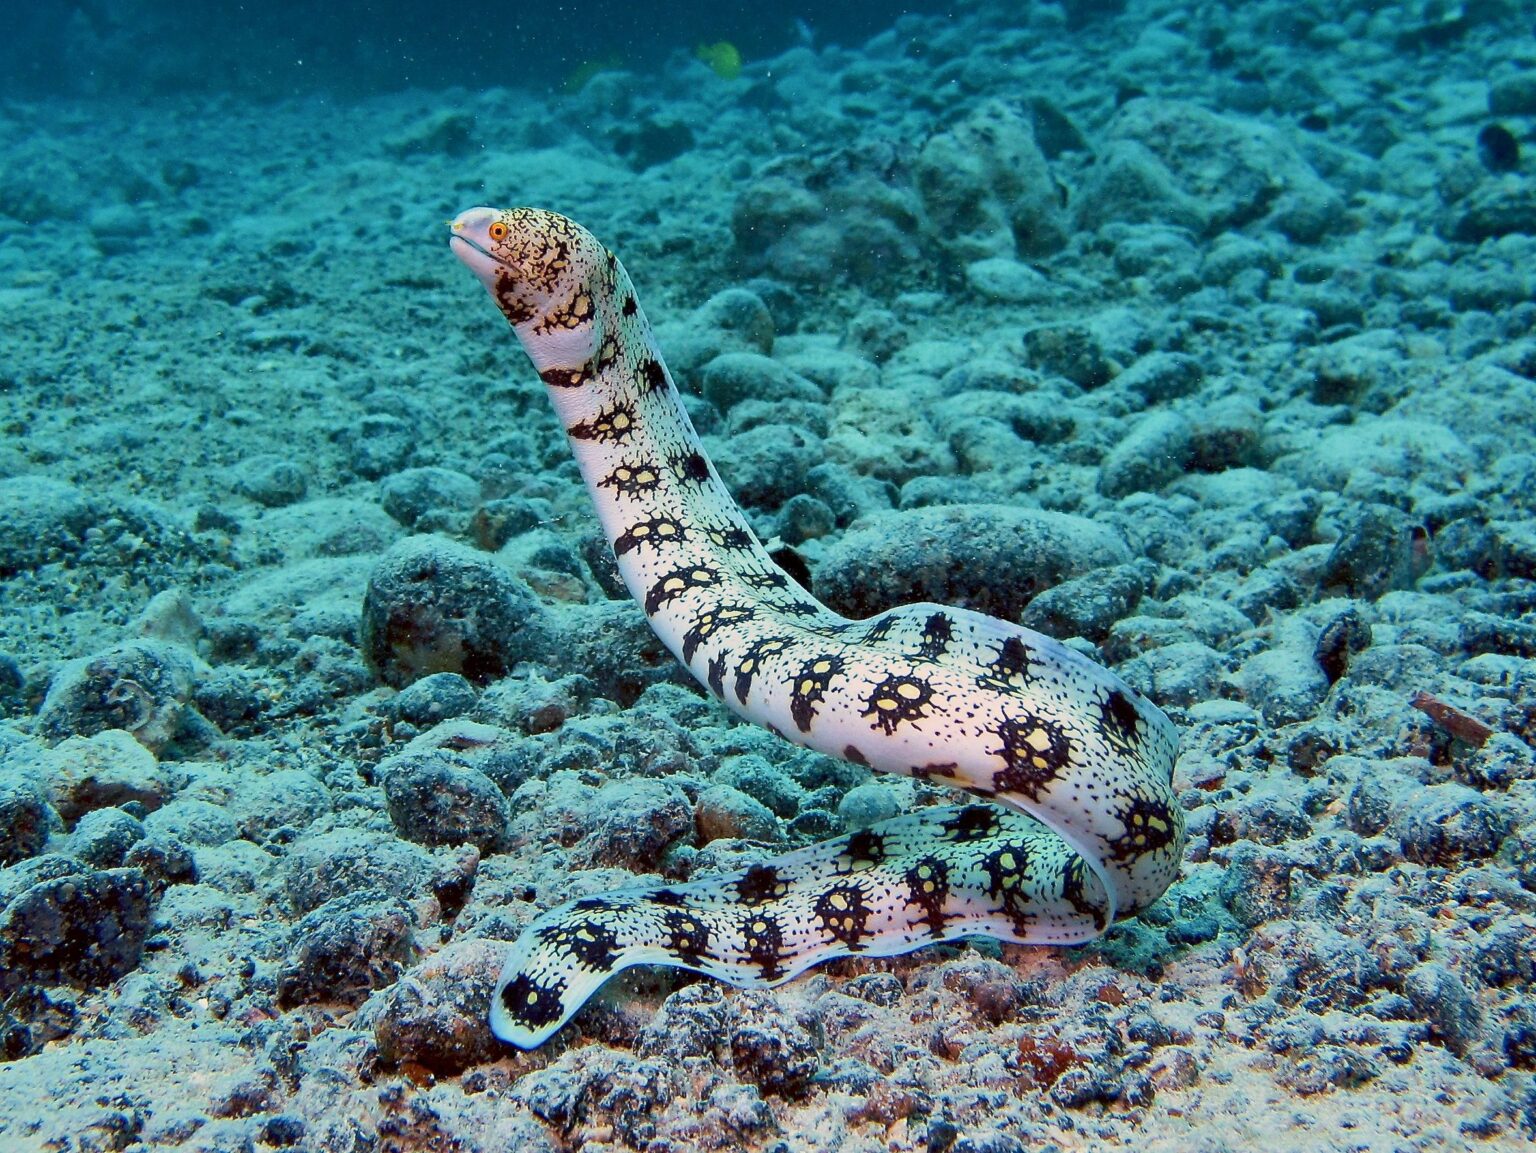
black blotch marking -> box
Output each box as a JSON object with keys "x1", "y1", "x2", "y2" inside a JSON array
[
  {"x1": 614, "y1": 516, "x2": 685, "y2": 556},
  {"x1": 733, "y1": 635, "x2": 795, "y2": 704},
  {"x1": 742, "y1": 913, "x2": 785, "y2": 981},
  {"x1": 499, "y1": 971, "x2": 566, "y2": 1029},
  {"x1": 671, "y1": 450, "x2": 712, "y2": 485},
  {"x1": 703, "y1": 523, "x2": 756, "y2": 551},
  {"x1": 1106, "y1": 795, "x2": 1179, "y2": 864},
  {"x1": 621, "y1": 294, "x2": 639, "y2": 317},
  {"x1": 913, "y1": 612, "x2": 953, "y2": 661},
  {"x1": 540, "y1": 363, "x2": 592, "y2": 389},
  {"x1": 1099, "y1": 688, "x2": 1143, "y2": 752},
  {"x1": 978, "y1": 636, "x2": 1036, "y2": 694},
  {"x1": 595, "y1": 333, "x2": 621, "y2": 373},
  {"x1": 682, "y1": 603, "x2": 754, "y2": 663},
  {"x1": 537, "y1": 919, "x2": 619, "y2": 969},
  {"x1": 979, "y1": 845, "x2": 1030, "y2": 903},
  {"x1": 736, "y1": 864, "x2": 786, "y2": 906},
  {"x1": 905, "y1": 857, "x2": 951, "y2": 937},
  {"x1": 991, "y1": 716, "x2": 1072, "y2": 802},
  {"x1": 650, "y1": 889, "x2": 687, "y2": 908},
  {"x1": 568, "y1": 401, "x2": 636, "y2": 444},
  {"x1": 494, "y1": 271, "x2": 538, "y2": 325},
  {"x1": 844, "y1": 829, "x2": 886, "y2": 867},
  {"x1": 707, "y1": 652, "x2": 728, "y2": 698},
  {"x1": 943, "y1": 806, "x2": 1001, "y2": 842},
  {"x1": 740, "y1": 570, "x2": 790, "y2": 592},
  {"x1": 843, "y1": 745, "x2": 869, "y2": 766},
  {"x1": 862, "y1": 673, "x2": 937, "y2": 735},
  {"x1": 862, "y1": 614, "x2": 897, "y2": 644},
  {"x1": 572, "y1": 896, "x2": 618, "y2": 913},
  {"x1": 767, "y1": 599, "x2": 820, "y2": 619},
  {"x1": 640, "y1": 357, "x2": 667, "y2": 393},
  {"x1": 660, "y1": 909, "x2": 710, "y2": 966},
  {"x1": 789, "y1": 653, "x2": 846, "y2": 733},
  {"x1": 1060, "y1": 856, "x2": 1105, "y2": 929},
  {"x1": 548, "y1": 287, "x2": 594, "y2": 331},
  {"x1": 909, "y1": 761, "x2": 963, "y2": 784},
  {"x1": 806, "y1": 619, "x2": 858, "y2": 640},
  {"x1": 644, "y1": 566, "x2": 721, "y2": 615},
  {"x1": 598, "y1": 459, "x2": 663, "y2": 497},
  {"x1": 812, "y1": 883, "x2": 871, "y2": 949}
]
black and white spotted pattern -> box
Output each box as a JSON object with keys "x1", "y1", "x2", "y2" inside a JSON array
[{"x1": 449, "y1": 207, "x2": 1184, "y2": 1049}]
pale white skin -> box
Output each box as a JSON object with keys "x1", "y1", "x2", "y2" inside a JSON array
[{"x1": 449, "y1": 207, "x2": 1184, "y2": 1048}]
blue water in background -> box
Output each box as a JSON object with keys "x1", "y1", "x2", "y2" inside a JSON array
[
  {"x1": 2, "y1": 0, "x2": 992, "y2": 98},
  {"x1": 3, "y1": 0, "x2": 1536, "y2": 1144}
]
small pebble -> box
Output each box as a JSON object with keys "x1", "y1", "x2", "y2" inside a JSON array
[
  {"x1": 379, "y1": 750, "x2": 510, "y2": 852},
  {"x1": 0, "y1": 777, "x2": 53, "y2": 866},
  {"x1": 38, "y1": 641, "x2": 201, "y2": 754},
  {"x1": 728, "y1": 991, "x2": 819, "y2": 1097},
  {"x1": 0, "y1": 867, "x2": 151, "y2": 995},
  {"x1": 361, "y1": 535, "x2": 548, "y2": 688},
  {"x1": 277, "y1": 889, "x2": 417, "y2": 1007}
]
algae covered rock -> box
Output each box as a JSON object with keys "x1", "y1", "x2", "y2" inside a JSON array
[
  {"x1": 0, "y1": 865, "x2": 152, "y2": 995},
  {"x1": 0, "y1": 776, "x2": 54, "y2": 867},
  {"x1": 916, "y1": 99, "x2": 1068, "y2": 263},
  {"x1": 361, "y1": 535, "x2": 549, "y2": 688},
  {"x1": 0, "y1": 477, "x2": 98, "y2": 576},
  {"x1": 38, "y1": 641, "x2": 202, "y2": 753},
  {"x1": 277, "y1": 889, "x2": 418, "y2": 1008},
  {"x1": 815, "y1": 505, "x2": 1129, "y2": 620},
  {"x1": 379, "y1": 749, "x2": 511, "y2": 852}
]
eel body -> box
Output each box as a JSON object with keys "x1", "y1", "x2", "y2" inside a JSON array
[{"x1": 448, "y1": 207, "x2": 1183, "y2": 1048}]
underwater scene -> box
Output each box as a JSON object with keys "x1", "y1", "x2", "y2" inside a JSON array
[{"x1": 2, "y1": 0, "x2": 1536, "y2": 1149}]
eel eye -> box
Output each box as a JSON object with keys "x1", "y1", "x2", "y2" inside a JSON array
[{"x1": 488, "y1": 220, "x2": 509, "y2": 242}]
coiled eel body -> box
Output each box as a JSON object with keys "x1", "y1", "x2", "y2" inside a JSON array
[{"x1": 448, "y1": 207, "x2": 1183, "y2": 1048}]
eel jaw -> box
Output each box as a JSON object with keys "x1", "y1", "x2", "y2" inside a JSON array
[{"x1": 448, "y1": 211, "x2": 503, "y2": 292}]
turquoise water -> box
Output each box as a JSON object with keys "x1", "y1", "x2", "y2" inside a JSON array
[{"x1": 1, "y1": 2, "x2": 1534, "y2": 1149}]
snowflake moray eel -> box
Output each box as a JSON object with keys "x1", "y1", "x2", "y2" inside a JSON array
[{"x1": 448, "y1": 207, "x2": 1184, "y2": 1049}]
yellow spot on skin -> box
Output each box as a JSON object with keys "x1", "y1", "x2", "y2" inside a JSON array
[
  {"x1": 813, "y1": 660, "x2": 832, "y2": 674},
  {"x1": 527, "y1": 991, "x2": 539, "y2": 1004},
  {"x1": 897, "y1": 682, "x2": 923, "y2": 701},
  {"x1": 876, "y1": 697, "x2": 897, "y2": 711},
  {"x1": 1027, "y1": 728, "x2": 1051, "y2": 751}
]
